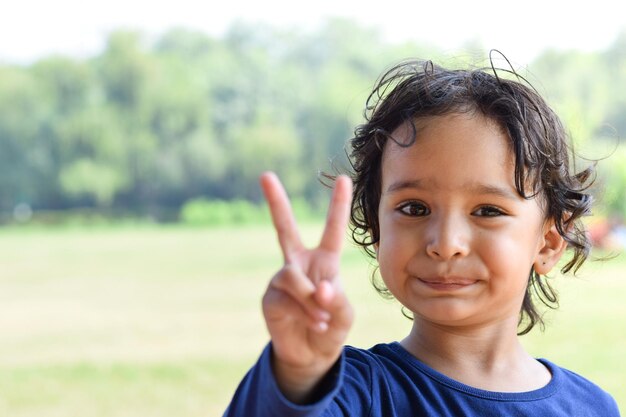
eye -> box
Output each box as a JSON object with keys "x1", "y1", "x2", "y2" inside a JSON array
[
  {"x1": 398, "y1": 201, "x2": 430, "y2": 217},
  {"x1": 473, "y1": 205, "x2": 505, "y2": 217}
]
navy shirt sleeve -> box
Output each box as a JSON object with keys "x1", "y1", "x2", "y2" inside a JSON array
[{"x1": 222, "y1": 343, "x2": 348, "y2": 417}]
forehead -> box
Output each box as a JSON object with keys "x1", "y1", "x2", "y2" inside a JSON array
[{"x1": 380, "y1": 113, "x2": 516, "y2": 192}]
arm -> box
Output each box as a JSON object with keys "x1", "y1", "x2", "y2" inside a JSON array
[
  {"x1": 260, "y1": 172, "x2": 354, "y2": 403},
  {"x1": 224, "y1": 172, "x2": 354, "y2": 416},
  {"x1": 223, "y1": 343, "x2": 345, "y2": 417}
]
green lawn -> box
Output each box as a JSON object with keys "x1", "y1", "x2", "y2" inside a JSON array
[{"x1": 0, "y1": 225, "x2": 623, "y2": 416}]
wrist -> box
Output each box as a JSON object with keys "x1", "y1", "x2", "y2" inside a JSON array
[{"x1": 270, "y1": 348, "x2": 342, "y2": 404}]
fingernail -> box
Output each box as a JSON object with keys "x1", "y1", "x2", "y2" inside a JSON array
[{"x1": 316, "y1": 321, "x2": 328, "y2": 332}]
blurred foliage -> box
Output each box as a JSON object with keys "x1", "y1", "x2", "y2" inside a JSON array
[
  {"x1": 179, "y1": 196, "x2": 321, "y2": 226},
  {"x1": 180, "y1": 198, "x2": 266, "y2": 226},
  {"x1": 597, "y1": 146, "x2": 626, "y2": 217},
  {"x1": 0, "y1": 21, "x2": 625, "y2": 223}
]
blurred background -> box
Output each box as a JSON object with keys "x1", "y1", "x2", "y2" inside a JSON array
[{"x1": 0, "y1": 1, "x2": 624, "y2": 416}]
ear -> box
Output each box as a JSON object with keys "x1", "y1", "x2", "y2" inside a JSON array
[{"x1": 533, "y1": 221, "x2": 567, "y2": 275}]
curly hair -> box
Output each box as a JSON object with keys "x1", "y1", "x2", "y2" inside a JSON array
[{"x1": 348, "y1": 58, "x2": 594, "y2": 335}]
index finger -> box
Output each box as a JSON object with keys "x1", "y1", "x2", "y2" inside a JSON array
[
  {"x1": 319, "y1": 175, "x2": 353, "y2": 254},
  {"x1": 260, "y1": 172, "x2": 304, "y2": 262}
]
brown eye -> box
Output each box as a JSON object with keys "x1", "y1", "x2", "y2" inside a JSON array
[
  {"x1": 399, "y1": 202, "x2": 430, "y2": 216},
  {"x1": 473, "y1": 206, "x2": 505, "y2": 217}
]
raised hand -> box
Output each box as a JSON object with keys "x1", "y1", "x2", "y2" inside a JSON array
[{"x1": 259, "y1": 172, "x2": 354, "y2": 403}]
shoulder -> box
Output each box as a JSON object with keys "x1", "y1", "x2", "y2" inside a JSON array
[
  {"x1": 339, "y1": 344, "x2": 390, "y2": 388},
  {"x1": 343, "y1": 342, "x2": 408, "y2": 373},
  {"x1": 339, "y1": 342, "x2": 415, "y2": 391},
  {"x1": 341, "y1": 342, "x2": 434, "y2": 395},
  {"x1": 542, "y1": 359, "x2": 621, "y2": 415}
]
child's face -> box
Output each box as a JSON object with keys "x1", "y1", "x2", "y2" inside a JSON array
[{"x1": 376, "y1": 112, "x2": 556, "y2": 329}]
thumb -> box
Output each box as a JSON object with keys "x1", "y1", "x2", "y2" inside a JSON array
[
  {"x1": 314, "y1": 280, "x2": 353, "y2": 329},
  {"x1": 315, "y1": 280, "x2": 335, "y2": 307}
]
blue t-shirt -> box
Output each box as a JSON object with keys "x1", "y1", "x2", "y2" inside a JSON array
[{"x1": 224, "y1": 342, "x2": 621, "y2": 417}]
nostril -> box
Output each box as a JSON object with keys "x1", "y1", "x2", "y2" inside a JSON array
[{"x1": 427, "y1": 243, "x2": 467, "y2": 260}]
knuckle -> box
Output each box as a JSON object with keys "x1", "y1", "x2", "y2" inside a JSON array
[
  {"x1": 263, "y1": 287, "x2": 295, "y2": 315},
  {"x1": 262, "y1": 286, "x2": 280, "y2": 307},
  {"x1": 272, "y1": 265, "x2": 297, "y2": 288},
  {"x1": 271, "y1": 264, "x2": 311, "y2": 297}
]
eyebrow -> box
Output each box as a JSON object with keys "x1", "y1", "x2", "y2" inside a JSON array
[{"x1": 385, "y1": 179, "x2": 520, "y2": 200}]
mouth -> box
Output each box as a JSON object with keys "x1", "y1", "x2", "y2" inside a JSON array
[{"x1": 417, "y1": 277, "x2": 478, "y2": 292}]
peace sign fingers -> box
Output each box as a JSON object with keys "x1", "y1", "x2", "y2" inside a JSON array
[{"x1": 259, "y1": 172, "x2": 355, "y2": 400}]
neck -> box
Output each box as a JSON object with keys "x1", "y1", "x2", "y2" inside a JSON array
[{"x1": 400, "y1": 317, "x2": 551, "y2": 392}]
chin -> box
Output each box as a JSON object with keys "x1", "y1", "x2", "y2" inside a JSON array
[{"x1": 413, "y1": 307, "x2": 472, "y2": 324}]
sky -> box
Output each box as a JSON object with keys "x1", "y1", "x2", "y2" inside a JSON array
[{"x1": 1, "y1": 0, "x2": 624, "y2": 66}]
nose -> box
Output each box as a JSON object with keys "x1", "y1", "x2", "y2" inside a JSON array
[{"x1": 425, "y1": 213, "x2": 470, "y2": 260}]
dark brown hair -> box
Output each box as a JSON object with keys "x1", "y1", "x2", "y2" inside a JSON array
[{"x1": 349, "y1": 57, "x2": 594, "y2": 335}]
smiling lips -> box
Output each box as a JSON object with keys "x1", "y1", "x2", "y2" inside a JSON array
[{"x1": 418, "y1": 277, "x2": 478, "y2": 291}]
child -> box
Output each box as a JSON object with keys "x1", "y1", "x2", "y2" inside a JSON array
[{"x1": 223, "y1": 58, "x2": 621, "y2": 416}]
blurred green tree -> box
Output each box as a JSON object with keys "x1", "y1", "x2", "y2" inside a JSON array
[{"x1": 1, "y1": 21, "x2": 625, "y2": 223}]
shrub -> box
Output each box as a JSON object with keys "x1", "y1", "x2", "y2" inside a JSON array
[
  {"x1": 179, "y1": 197, "x2": 324, "y2": 226},
  {"x1": 179, "y1": 198, "x2": 267, "y2": 226}
]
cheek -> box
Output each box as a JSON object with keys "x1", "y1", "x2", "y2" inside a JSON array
[
  {"x1": 377, "y1": 222, "x2": 404, "y2": 260},
  {"x1": 479, "y1": 232, "x2": 535, "y2": 287},
  {"x1": 377, "y1": 232, "x2": 403, "y2": 271},
  {"x1": 377, "y1": 222, "x2": 415, "y2": 275},
  {"x1": 378, "y1": 216, "x2": 417, "y2": 249}
]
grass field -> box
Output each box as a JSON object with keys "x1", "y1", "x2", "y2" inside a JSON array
[{"x1": 0, "y1": 224, "x2": 624, "y2": 416}]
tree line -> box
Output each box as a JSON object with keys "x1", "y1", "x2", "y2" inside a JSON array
[{"x1": 1, "y1": 19, "x2": 625, "y2": 222}]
